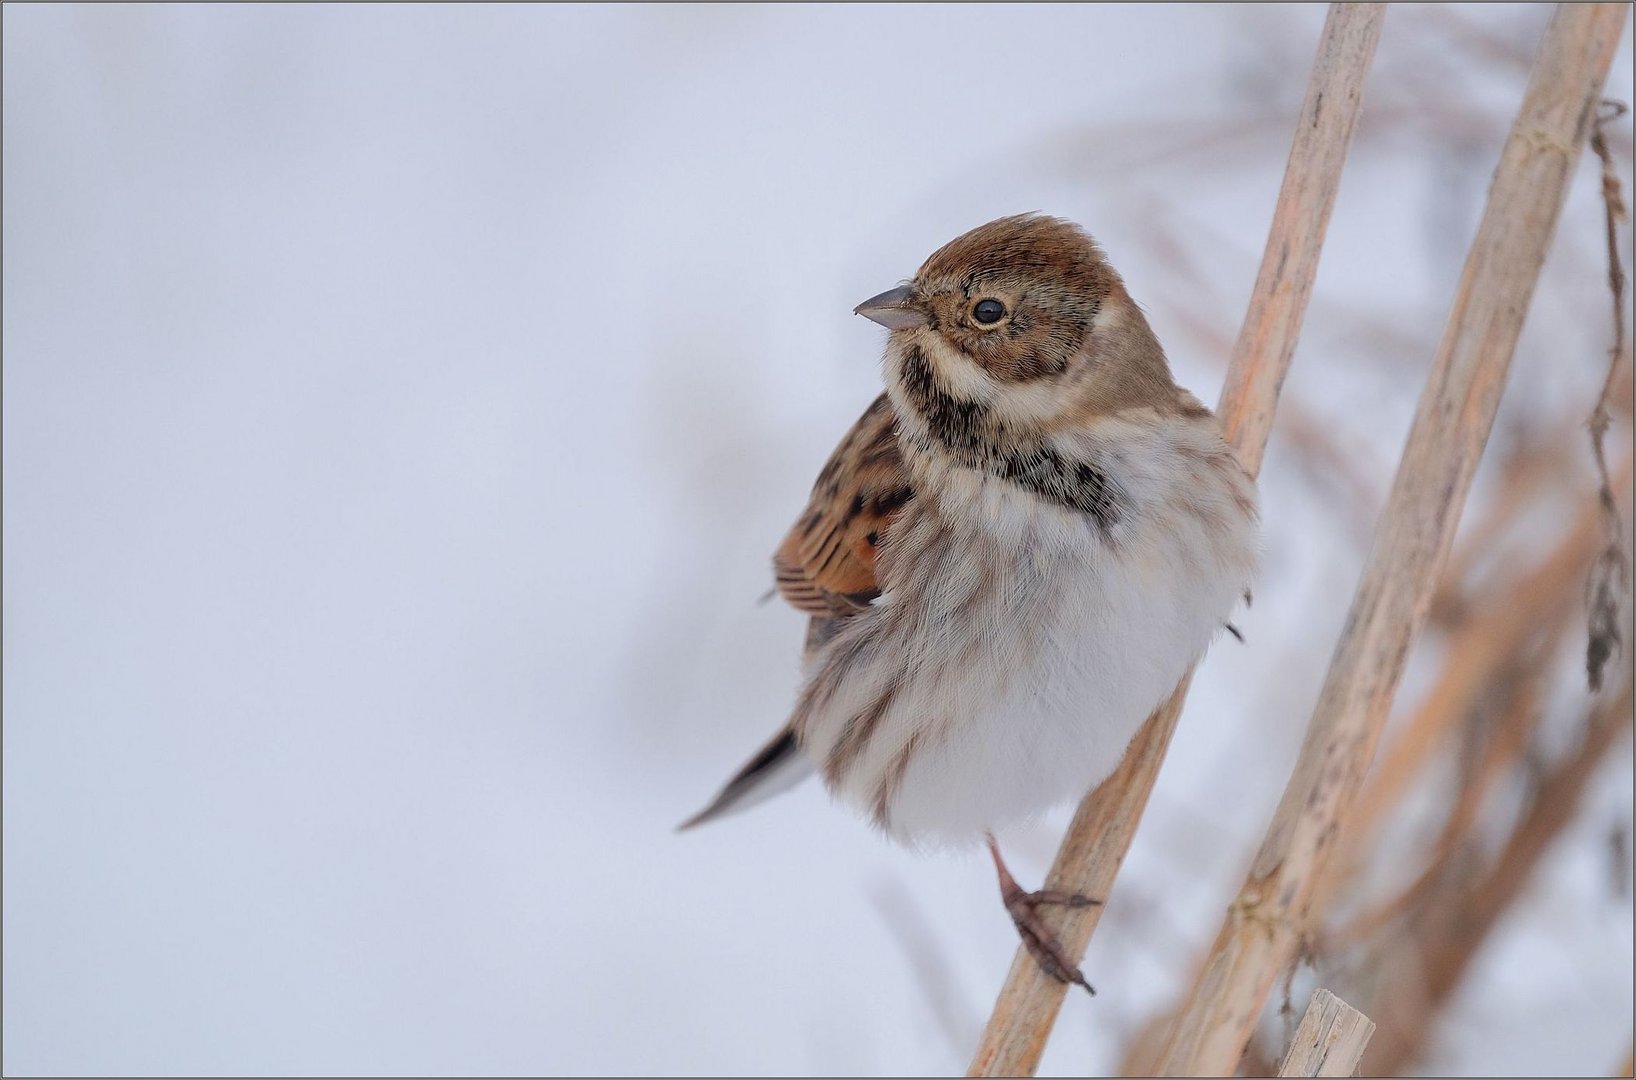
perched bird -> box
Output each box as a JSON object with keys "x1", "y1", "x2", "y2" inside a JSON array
[{"x1": 682, "y1": 214, "x2": 1258, "y2": 990}]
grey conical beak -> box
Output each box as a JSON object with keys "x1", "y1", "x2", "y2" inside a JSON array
[{"x1": 854, "y1": 285, "x2": 927, "y2": 330}]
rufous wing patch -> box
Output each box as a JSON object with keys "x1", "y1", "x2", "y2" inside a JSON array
[{"x1": 773, "y1": 394, "x2": 913, "y2": 618}]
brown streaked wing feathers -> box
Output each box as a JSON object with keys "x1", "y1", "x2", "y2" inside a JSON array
[
  {"x1": 773, "y1": 394, "x2": 913, "y2": 619},
  {"x1": 682, "y1": 396, "x2": 910, "y2": 833}
]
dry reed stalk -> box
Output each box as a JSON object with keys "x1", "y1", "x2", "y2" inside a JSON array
[
  {"x1": 1327, "y1": 464, "x2": 1620, "y2": 866},
  {"x1": 1301, "y1": 450, "x2": 1625, "y2": 954},
  {"x1": 966, "y1": 7, "x2": 1386, "y2": 1075},
  {"x1": 1275, "y1": 989, "x2": 1376, "y2": 1077},
  {"x1": 1308, "y1": 444, "x2": 1628, "y2": 1067},
  {"x1": 1358, "y1": 676, "x2": 1634, "y2": 1074},
  {"x1": 1320, "y1": 586, "x2": 1574, "y2": 953},
  {"x1": 1151, "y1": 8, "x2": 1629, "y2": 1074},
  {"x1": 1353, "y1": 458, "x2": 1633, "y2": 1071},
  {"x1": 1586, "y1": 98, "x2": 1632, "y2": 693}
]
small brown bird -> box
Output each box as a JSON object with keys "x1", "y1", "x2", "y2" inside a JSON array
[{"x1": 683, "y1": 214, "x2": 1258, "y2": 990}]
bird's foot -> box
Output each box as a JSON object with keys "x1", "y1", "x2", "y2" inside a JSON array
[
  {"x1": 1001, "y1": 883, "x2": 1100, "y2": 995},
  {"x1": 986, "y1": 835, "x2": 1100, "y2": 995}
]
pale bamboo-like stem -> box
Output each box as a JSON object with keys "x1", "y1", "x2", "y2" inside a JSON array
[
  {"x1": 1315, "y1": 457, "x2": 1629, "y2": 955},
  {"x1": 1311, "y1": 463, "x2": 1624, "y2": 916},
  {"x1": 1152, "y1": 7, "x2": 1629, "y2": 1075},
  {"x1": 966, "y1": 6, "x2": 1385, "y2": 1075},
  {"x1": 1276, "y1": 989, "x2": 1376, "y2": 1077}
]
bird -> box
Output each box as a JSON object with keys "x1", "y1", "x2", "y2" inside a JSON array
[{"x1": 680, "y1": 213, "x2": 1259, "y2": 991}]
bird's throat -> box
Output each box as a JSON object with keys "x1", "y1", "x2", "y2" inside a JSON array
[{"x1": 890, "y1": 343, "x2": 1124, "y2": 533}]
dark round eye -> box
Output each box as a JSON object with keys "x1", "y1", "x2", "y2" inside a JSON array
[{"x1": 972, "y1": 298, "x2": 1007, "y2": 325}]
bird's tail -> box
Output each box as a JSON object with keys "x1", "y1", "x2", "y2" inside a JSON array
[{"x1": 677, "y1": 725, "x2": 815, "y2": 831}]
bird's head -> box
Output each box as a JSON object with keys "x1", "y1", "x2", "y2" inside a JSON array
[{"x1": 856, "y1": 214, "x2": 1178, "y2": 447}]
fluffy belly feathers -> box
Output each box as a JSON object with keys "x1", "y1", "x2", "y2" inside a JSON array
[{"x1": 795, "y1": 464, "x2": 1256, "y2": 847}]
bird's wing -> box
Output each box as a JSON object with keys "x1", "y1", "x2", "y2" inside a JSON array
[
  {"x1": 772, "y1": 393, "x2": 913, "y2": 617},
  {"x1": 677, "y1": 395, "x2": 915, "y2": 833}
]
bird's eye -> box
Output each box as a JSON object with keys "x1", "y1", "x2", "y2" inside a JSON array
[{"x1": 973, "y1": 298, "x2": 1007, "y2": 325}]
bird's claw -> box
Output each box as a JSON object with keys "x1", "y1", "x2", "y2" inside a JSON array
[{"x1": 1002, "y1": 885, "x2": 1101, "y2": 995}]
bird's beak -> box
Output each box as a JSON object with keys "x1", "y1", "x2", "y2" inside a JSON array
[{"x1": 854, "y1": 285, "x2": 927, "y2": 330}]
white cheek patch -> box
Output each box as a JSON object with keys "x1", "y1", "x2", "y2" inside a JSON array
[
  {"x1": 917, "y1": 334, "x2": 999, "y2": 403},
  {"x1": 986, "y1": 375, "x2": 1074, "y2": 428}
]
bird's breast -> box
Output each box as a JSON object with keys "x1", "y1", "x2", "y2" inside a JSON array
[{"x1": 796, "y1": 430, "x2": 1258, "y2": 847}]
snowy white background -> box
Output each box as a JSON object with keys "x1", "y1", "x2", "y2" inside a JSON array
[{"x1": 4, "y1": 4, "x2": 1631, "y2": 1076}]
